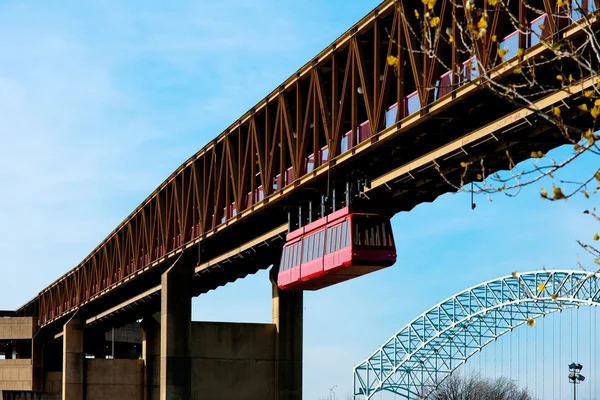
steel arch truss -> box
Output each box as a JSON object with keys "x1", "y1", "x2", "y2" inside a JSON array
[{"x1": 354, "y1": 270, "x2": 600, "y2": 399}]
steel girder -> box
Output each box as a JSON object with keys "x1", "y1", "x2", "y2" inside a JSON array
[
  {"x1": 19, "y1": 0, "x2": 403, "y2": 326},
  {"x1": 15, "y1": 0, "x2": 598, "y2": 329},
  {"x1": 353, "y1": 270, "x2": 600, "y2": 399}
]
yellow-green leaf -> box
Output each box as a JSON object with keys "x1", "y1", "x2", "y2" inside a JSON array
[
  {"x1": 553, "y1": 107, "x2": 561, "y2": 117},
  {"x1": 477, "y1": 16, "x2": 488, "y2": 30},
  {"x1": 538, "y1": 283, "x2": 546, "y2": 292},
  {"x1": 553, "y1": 185, "x2": 565, "y2": 199}
]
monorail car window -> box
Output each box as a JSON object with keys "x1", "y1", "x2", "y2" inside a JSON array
[
  {"x1": 332, "y1": 226, "x2": 339, "y2": 252},
  {"x1": 324, "y1": 221, "x2": 348, "y2": 254},
  {"x1": 303, "y1": 235, "x2": 309, "y2": 263},
  {"x1": 341, "y1": 220, "x2": 350, "y2": 249},
  {"x1": 286, "y1": 245, "x2": 292, "y2": 270},
  {"x1": 301, "y1": 230, "x2": 324, "y2": 263},
  {"x1": 285, "y1": 247, "x2": 290, "y2": 270},
  {"x1": 354, "y1": 217, "x2": 393, "y2": 247},
  {"x1": 318, "y1": 231, "x2": 324, "y2": 257},
  {"x1": 294, "y1": 242, "x2": 301, "y2": 266},
  {"x1": 286, "y1": 246, "x2": 291, "y2": 270},
  {"x1": 302, "y1": 237, "x2": 308, "y2": 263},
  {"x1": 326, "y1": 225, "x2": 337, "y2": 254}
]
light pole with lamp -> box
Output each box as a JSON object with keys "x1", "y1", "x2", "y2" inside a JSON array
[
  {"x1": 328, "y1": 385, "x2": 337, "y2": 400},
  {"x1": 568, "y1": 362, "x2": 585, "y2": 400}
]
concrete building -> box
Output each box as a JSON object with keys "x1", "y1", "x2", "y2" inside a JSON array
[{"x1": 0, "y1": 264, "x2": 302, "y2": 400}]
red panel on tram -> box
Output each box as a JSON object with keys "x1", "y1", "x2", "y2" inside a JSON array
[{"x1": 277, "y1": 207, "x2": 396, "y2": 290}]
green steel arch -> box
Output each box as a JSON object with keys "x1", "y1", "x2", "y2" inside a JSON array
[{"x1": 353, "y1": 270, "x2": 600, "y2": 399}]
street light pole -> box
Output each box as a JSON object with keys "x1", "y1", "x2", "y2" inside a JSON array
[
  {"x1": 568, "y1": 362, "x2": 585, "y2": 400},
  {"x1": 329, "y1": 385, "x2": 337, "y2": 400}
]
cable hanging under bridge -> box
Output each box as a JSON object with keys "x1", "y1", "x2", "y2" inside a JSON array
[{"x1": 353, "y1": 270, "x2": 600, "y2": 399}]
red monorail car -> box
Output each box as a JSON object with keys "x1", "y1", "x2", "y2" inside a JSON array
[{"x1": 277, "y1": 207, "x2": 396, "y2": 290}]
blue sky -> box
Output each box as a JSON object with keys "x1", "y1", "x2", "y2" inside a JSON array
[{"x1": 0, "y1": 1, "x2": 598, "y2": 399}]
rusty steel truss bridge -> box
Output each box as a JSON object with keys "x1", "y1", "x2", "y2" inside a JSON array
[{"x1": 13, "y1": 0, "x2": 599, "y2": 337}]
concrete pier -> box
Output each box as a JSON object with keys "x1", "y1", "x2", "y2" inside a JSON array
[
  {"x1": 141, "y1": 316, "x2": 160, "y2": 400},
  {"x1": 62, "y1": 319, "x2": 84, "y2": 400},
  {"x1": 271, "y1": 268, "x2": 303, "y2": 400},
  {"x1": 160, "y1": 261, "x2": 192, "y2": 400}
]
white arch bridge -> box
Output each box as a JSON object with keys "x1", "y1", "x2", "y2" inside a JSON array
[{"x1": 353, "y1": 270, "x2": 600, "y2": 399}]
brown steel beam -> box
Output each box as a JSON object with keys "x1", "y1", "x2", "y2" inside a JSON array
[{"x1": 19, "y1": 1, "x2": 598, "y2": 328}]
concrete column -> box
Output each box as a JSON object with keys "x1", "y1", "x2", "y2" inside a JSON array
[
  {"x1": 62, "y1": 318, "x2": 85, "y2": 400},
  {"x1": 160, "y1": 261, "x2": 192, "y2": 400},
  {"x1": 142, "y1": 316, "x2": 160, "y2": 400},
  {"x1": 270, "y1": 267, "x2": 303, "y2": 400},
  {"x1": 32, "y1": 335, "x2": 45, "y2": 391}
]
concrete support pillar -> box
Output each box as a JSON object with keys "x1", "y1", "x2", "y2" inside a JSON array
[
  {"x1": 270, "y1": 268, "x2": 303, "y2": 400},
  {"x1": 142, "y1": 316, "x2": 160, "y2": 400},
  {"x1": 160, "y1": 261, "x2": 192, "y2": 400},
  {"x1": 62, "y1": 318, "x2": 85, "y2": 400},
  {"x1": 32, "y1": 335, "x2": 45, "y2": 391}
]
